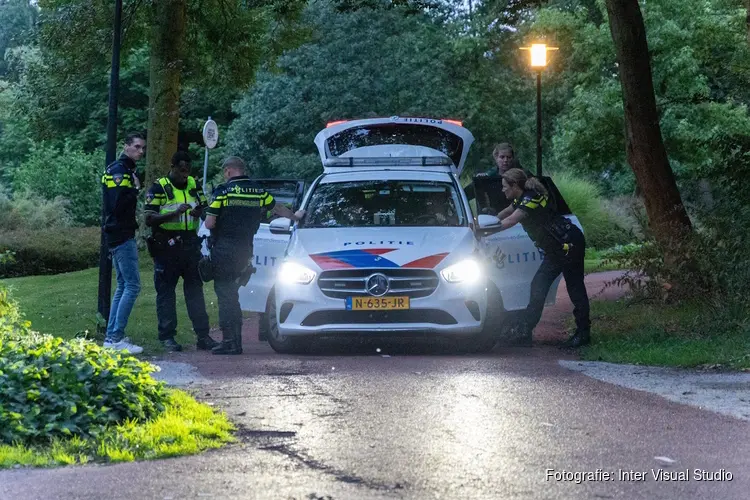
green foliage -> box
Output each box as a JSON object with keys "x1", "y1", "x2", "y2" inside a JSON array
[
  {"x1": 0, "y1": 0, "x2": 38, "y2": 79},
  {"x1": 227, "y1": 3, "x2": 465, "y2": 180},
  {"x1": 581, "y1": 300, "x2": 750, "y2": 369},
  {"x1": 0, "y1": 326, "x2": 168, "y2": 445},
  {"x1": 551, "y1": 171, "x2": 635, "y2": 249},
  {"x1": 0, "y1": 227, "x2": 100, "y2": 278},
  {"x1": 0, "y1": 389, "x2": 234, "y2": 468},
  {"x1": 0, "y1": 189, "x2": 74, "y2": 230},
  {"x1": 534, "y1": 0, "x2": 750, "y2": 194},
  {"x1": 12, "y1": 142, "x2": 102, "y2": 226}
]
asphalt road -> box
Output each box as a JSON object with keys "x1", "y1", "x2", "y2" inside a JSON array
[{"x1": 2, "y1": 272, "x2": 747, "y2": 500}]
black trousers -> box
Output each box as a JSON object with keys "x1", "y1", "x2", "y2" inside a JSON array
[
  {"x1": 522, "y1": 228, "x2": 591, "y2": 335},
  {"x1": 154, "y1": 241, "x2": 210, "y2": 341},
  {"x1": 211, "y1": 243, "x2": 251, "y2": 333}
]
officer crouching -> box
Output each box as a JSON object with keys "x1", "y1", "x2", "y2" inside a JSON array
[
  {"x1": 201, "y1": 156, "x2": 304, "y2": 355},
  {"x1": 144, "y1": 151, "x2": 219, "y2": 352}
]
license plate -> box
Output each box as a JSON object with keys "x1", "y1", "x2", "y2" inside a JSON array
[{"x1": 346, "y1": 296, "x2": 410, "y2": 310}]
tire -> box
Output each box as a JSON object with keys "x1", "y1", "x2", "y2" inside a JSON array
[
  {"x1": 258, "y1": 312, "x2": 269, "y2": 342},
  {"x1": 264, "y1": 290, "x2": 311, "y2": 354},
  {"x1": 478, "y1": 284, "x2": 505, "y2": 339}
]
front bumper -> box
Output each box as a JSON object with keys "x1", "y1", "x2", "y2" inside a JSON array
[{"x1": 275, "y1": 278, "x2": 488, "y2": 337}]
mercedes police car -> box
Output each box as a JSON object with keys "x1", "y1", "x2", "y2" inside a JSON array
[{"x1": 202, "y1": 117, "x2": 581, "y2": 353}]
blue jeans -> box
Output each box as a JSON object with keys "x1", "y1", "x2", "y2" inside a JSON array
[{"x1": 105, "y1": 239, "x2": 141, "y2": 343}]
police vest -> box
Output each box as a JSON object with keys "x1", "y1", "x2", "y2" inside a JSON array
[{"x1": 155, "y1": 176, "x2": 202, "y2": 232}]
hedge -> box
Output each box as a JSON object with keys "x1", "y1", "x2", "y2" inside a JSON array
[{"x1": 0, "y1": 227, "x2": 101, "y2": 278}]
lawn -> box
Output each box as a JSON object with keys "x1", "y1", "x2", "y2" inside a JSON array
[
  {"x1": 2, "y1": 250, "x2": 619, "y2": 355},
  {"x1": 0, "y1": 390, "x2": 234, "y2": 468},
  {"x1": 1, "y1": 254, "x2": 221, "y2": 354},
  {"x1": 580, "y1": 300, "x2": 750, "y2": 370}
]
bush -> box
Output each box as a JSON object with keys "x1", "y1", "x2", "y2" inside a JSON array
[
  {"x1": 0, "y1": 227, "x2": 100, "y2": 278},
  {"x1": 0, "y1": 285, "x2": 168, "y2": 446},
  {"x1": 0, "y1": 189, "x2": 75, "y2": 231},
  {"x1": 12, "y1": 141, "x2": 103, "y2": 226},
  {"x1": 551, "y1": 171, "x2": 637, "y2": 249}
]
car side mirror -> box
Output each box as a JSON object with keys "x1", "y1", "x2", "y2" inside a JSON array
[
  {"x1": 478, "y1": 214, "x2": 501, "y2": 228},
  {"x1": 269, "y1": 217, "x2": 292, "y2": 235}
]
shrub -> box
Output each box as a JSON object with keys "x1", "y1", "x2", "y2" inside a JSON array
[
  {"x1": 0, "y1": 227, "x2": 100, "y2": 278},
  {"x1": 12, "y1": 141, "x2": 103, "y2": 226},
  {"x1": 0, "y1": 285, "x2": 168, "y2": 445},
  {"x1": 551, "y1": 171, "x2": 637, "y2": 249},
  {"x1": 0, "y1": 189, "x2": 75, "y2": 231}
]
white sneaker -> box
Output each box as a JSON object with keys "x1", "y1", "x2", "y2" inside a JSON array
[{"x1": 103, "y1": 339, "x2": 144, "y2": 354}]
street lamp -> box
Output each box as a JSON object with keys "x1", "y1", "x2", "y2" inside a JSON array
[{"x1": 520, "y1": 43, "x2": 558, "y2": 177}]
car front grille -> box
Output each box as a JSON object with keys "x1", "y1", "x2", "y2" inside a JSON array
[
  {"x1": 300, "y1": 309, "x2": 457, "y2": 327},
  {"x1": 317, "y1": 269, "x2": 439, "y2": 299}
]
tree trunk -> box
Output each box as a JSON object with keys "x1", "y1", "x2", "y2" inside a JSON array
[
  {"x1": 604, "y1": 0, "x2": 693, "y2": 253},
  {"x1": 146, "y1": 0, "x2": 186, "y2": 185},
  {"x1": 746, "y1": 0, "x2": 750, "y2": 47}
]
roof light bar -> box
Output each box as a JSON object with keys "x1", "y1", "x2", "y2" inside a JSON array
[
  {"x1": 323, "y1": 156, "x2": 454, "y2": 167},
  {"x1": 326, "y1": 120, "x2": 348, "y2": 128},
  {"x1": 443, "y1": 119, "x2": 463, "y2": 127}
]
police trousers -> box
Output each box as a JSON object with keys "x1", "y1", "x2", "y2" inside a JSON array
[
  {"x1": 153, "y1": 239, "x2": 210, "y2": 341},
  {"x1": 211, "y1": 243, "x2": 252, "y2": 333},
  {"x1": 522, "y1": 227, "x2": 591, "y2": 335}
]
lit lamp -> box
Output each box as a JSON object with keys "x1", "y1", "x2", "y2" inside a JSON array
[{"x1": 520, "y1": 43, "x2": 558, "y2": 177}]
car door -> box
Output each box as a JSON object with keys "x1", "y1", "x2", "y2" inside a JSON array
[
  {"x1": 473, "y1": 175, "x2": 582, "y2": 312},
  {"x1": 200, "y1": 178, "x2": 305, "y2": 312}
]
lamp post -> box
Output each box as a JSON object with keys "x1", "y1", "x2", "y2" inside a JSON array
[
  {"x1": 520, "y1": 43, "x2": 558, "y2": 178},
  {"x1": 97, "y1": 0, "x2": 123, "y2": 335}
]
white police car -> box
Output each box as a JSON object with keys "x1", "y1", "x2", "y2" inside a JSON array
[{"x1": 203, "y1": 117, "x2": 581, "y2": 353}]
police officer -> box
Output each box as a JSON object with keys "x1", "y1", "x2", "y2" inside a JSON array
[
  {"x1": 144, "y1": 151, "x2": 218, "y2": 352},
  {"x1": 492, "y1": 168, "x2": 591, "y2": 347},
  {"x1": 203, "y1": 156, "x2": 304, "y2": 355},
  {"x1": 101, "y1": 132, "x2": 146, "y2": 355}
]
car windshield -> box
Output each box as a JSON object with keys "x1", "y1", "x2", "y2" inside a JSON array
[
  {"x1": 327, "y1": 124, "x2": 463, "y2": 166},
  {"x1": 303, "y1": 180, "x2": 466, "y2": 228}
]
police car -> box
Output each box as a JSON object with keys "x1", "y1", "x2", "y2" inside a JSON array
[{"x1": 202, "y1": 117, "x2": 581, "y2": 353}]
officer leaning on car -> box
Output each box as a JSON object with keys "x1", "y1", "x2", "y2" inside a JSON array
[
  {"x1": 144, "y1": 151, "x2": 219, "y2": 352},
  {"x1": 489, "y1": 167, "x2": 591, "y2": 348},
  {"x1": 200, "y1": 156, "x2": 305, "y2": 355}
]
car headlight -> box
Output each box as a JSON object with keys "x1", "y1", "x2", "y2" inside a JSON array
[
  {"x1": 278, "y1": 261, "x2": 316, "y2": 285},
  {"x1": 440, "y1": 259, "x2": 481, "y2": 284}
]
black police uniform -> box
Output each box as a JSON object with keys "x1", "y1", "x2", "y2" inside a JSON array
[
  {"x1": 204, "y1": 175, "x2": 275, "y2": 354},
  {"x1": 102, "y1": 153, "x2": 139, "y2": 248},
  {"x1": 514, "y1": 189, "x2": 591, "y2": 346},
  {"x1": 144, "y1": 176, "x2": 214, "y2": 350}
]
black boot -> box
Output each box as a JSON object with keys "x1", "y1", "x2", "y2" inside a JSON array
[
  {"x1": 211, "y1": 326, "x2": 242, "y2": 355},
  {"x1": 196, "y1": 334, "x2": 219, "y2": 351},
  {"x1": 562, "y1": 330, "x2": 591, "y2": 348}
]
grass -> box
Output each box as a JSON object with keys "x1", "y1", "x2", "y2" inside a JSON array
[
  {"x1": 580, "y1": 300, "x2": 750, "y2": 370},
  {"x1": 1, "y1": 253, "x2": 221, "y2": 354},
  {"x1": 1, "y1": 248, "x2": 621, "y2": 355},
  {"x1": 0, "y1": 390, "x2": 235, "y2": 469}
]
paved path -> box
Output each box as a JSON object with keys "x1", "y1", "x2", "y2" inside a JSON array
[{"x1": 3, "y1": 272, "x2": 747, "y2": 500}]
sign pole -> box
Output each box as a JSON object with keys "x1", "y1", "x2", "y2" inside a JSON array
[{"x1": 202, "y1": 117, "x2": 219, "y2": 194}]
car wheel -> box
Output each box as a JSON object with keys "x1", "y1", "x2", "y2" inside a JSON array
[
  {"x1": 258, "y1": 312, "x2": 269, "y2": 342},
  {"x1": 265, "y1": 290, "x2": 310, "y2": 354}
]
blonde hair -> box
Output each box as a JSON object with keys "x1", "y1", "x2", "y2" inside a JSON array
[{"x1": 502, "y1": 168, "x2": 548, "y2": 196}]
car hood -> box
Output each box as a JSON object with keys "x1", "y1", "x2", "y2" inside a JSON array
[{"x1": 288, "y1": 226, "x2": 475, "y2": 270}]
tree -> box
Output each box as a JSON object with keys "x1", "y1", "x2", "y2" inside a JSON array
[
  {"x1": 226, "y1": 4, "x2": 466, "y2": 180},
  {"x1": 36, "y1": 0, "x2": 308, "y2": 184},
  {"x1": 146, "y1": 0, "x2": 186, "y2": 184},
  {"x1": 0, "y1": 0, "x2": 38, "y2": 79},
  {"x1": 603, "y1": 0, "x2": 692, "y2": 252}
]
